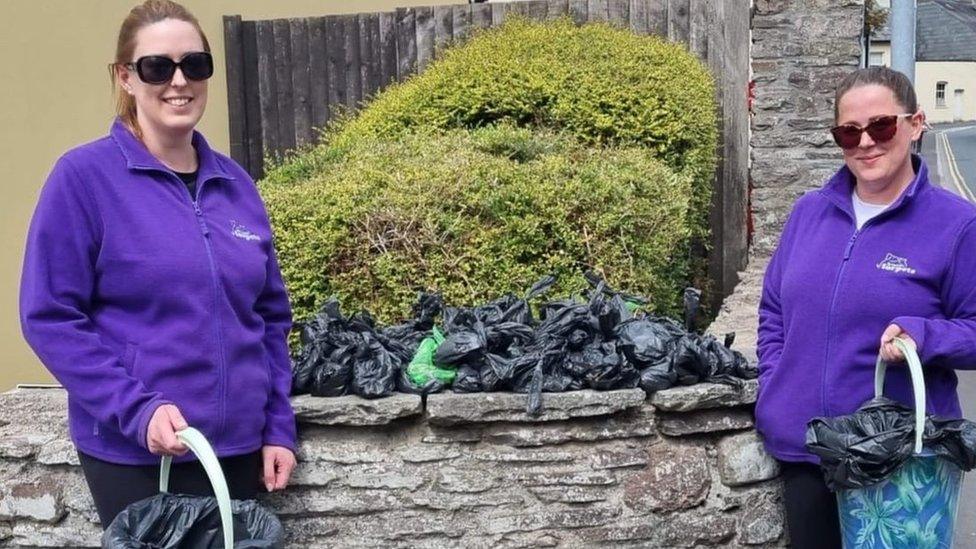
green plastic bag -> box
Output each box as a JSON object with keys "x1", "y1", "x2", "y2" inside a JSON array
[{"x1": 407, "y1": 327, "x2": 457, "y2": 386}]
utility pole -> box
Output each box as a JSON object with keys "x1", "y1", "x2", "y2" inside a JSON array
[{"x1": 890, "y1": 0, "x2": 916, "y2": 83}]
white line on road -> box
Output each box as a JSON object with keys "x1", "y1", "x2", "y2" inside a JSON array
[
  {"x1": 937, "y1": 132, "x2": 975, "y2": 202},
  {"x1": 942, "y1": 124, "x2": 976, "y2": 134}
]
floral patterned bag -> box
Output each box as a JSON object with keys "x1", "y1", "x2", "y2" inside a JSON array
[{"x1": 836, "y1": 339, "x2": 963, "y2": 549}]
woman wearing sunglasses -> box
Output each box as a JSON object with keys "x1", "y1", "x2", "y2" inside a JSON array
[
  {"x1": 755, "y1": 66, "x2": 976, "y2": 548},
  {"x1": 19, "y1": 0, "x2": 296, "y2": 527}
]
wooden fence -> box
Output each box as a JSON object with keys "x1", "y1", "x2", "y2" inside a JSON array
[{"x1": 223, "y1": 0, "x2": 749, "y2": 302}]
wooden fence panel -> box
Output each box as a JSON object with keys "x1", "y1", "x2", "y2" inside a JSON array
[
  {"x1": 241, "y1": 21, "x2": 263, "y2": 174},
  {"x1": 667, "y1": 0, "x2": 690, "y2": 43},
  {"x1": 507, "y1": 1, "x2": 529, "y2": 17},
  {"x1": 569, "y1": 0, "x2": 588, "y2": 24},
  {"x1": 646, "y1": 0, "x2": 668, "y2": 36},
  {"x1": 379, "y1": 12, "x2": 397, "y2": 87},
  {"x1": 342, "y1": 15, "x2": 362, "y2": 110},
  {"x1": 289, "y1": 18, "x2": 312, "y2": 147},
  {"x1": 395, "y1": 8, "x2": 417, "y2": 80},
  {"x1": 588, "y1": 0, "x2": 609, "y2": 22},
  {"x1": 608, "y1": 0, "x2": 629, "y2": 27},
  {"x1": 308, "y1": 17, "x2": 330, "y2": 131},
  {"x1": 359, "y1": 14, "x2": 382, "y2": 100},
  {"x1": 706, "y1": 0, "x2": 727, "y2": 305},
  {"x1": 548, "y1": 0, "x2": 569, "y2": 20},
  {"x1": 434, "y1": 5, "x2": 453, "y2": 49},
  {"x1": 223, "y1": 15, "x2": 247, "y2": 173},
  {"x1": 491, "y1": 2, "x2": 512, "y2": 26},
  {"x1": 254, "y1": 20, "x2": 279, "y2": 161},
  {"x1": 272, "y1": 19, "x2": 296, "y2": 155},
  {"x1": 688, "y1": 0, "x2": 709, "y2": 59},
  {"x1": 723, "y1": 0, "x2": 750, "y2": 289},
  {"x1": 326, "y1": 16, "x2": 346, "y2": 116},
  {"x1": 628, "y1": 0, "x2": 649, "y2": 34},
  {"x1": 471, "y1": 3, "x2": 492, "y2": 29},
  {"x1": 452, "y1": 5, "x2": 472, "y2": 40},
  {"x1": 224, "y1": 0, "x2": 751, "y2": 300},
  {"x1": 524, "y1": 1, "x2": 550, "y2": 19},
  {"x1": 415, "y1": 6, "x2": 435, "y2": 72}
]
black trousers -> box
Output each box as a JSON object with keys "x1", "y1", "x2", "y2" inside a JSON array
[
  {"x1": 779, "y1": 461, "x2": 842, "y2": 549},
  {"x1": 78, "y1": 450, "x2": 263, "y2": 529}
]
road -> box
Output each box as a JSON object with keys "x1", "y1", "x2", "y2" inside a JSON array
[{"x1": 920, "y1": 123, "x2": 976, "y2": 546}]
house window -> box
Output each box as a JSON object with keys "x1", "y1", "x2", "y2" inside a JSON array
[
  {"x1": 869, "y1": 51, "x2": 884, "y2": 67},
  {"x1": 937, "y1": 82, "x2": 947, "y2": 107}
]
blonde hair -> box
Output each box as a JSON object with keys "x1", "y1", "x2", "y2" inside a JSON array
[{"x1": 110, "y1": 0, "x2": 210, "y2": 139}]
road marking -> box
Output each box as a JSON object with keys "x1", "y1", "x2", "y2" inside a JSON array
[
  {"x1": 935, "y1": 132, "x2": 960, "y2": 194},
  {"x1": 943, "y1": 124, "x2": 976, "y2": 134},
  {"x1": 937, "y1": 132, "x2": 976, "y2": 202},
  {"x1": 944, "y1": 133, "x2": 976, "y2": 201}
]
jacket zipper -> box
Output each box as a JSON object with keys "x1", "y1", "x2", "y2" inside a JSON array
[
  {"x1": 822, "y1": 229, "x2": 860, "y2": 416},
  {"x1": 817, "y1": 181, "x2": 918, "y2": 417},
  {"x1": 176, "y1": 177, "x2": 228, "y2": 442}
]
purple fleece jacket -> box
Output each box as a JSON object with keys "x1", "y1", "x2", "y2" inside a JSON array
[
  {"x1": 20, "y1": 119, "x2": 296, "y2": 465},
  {"x1": 756, "y1": 156, "x2": 976, "y2": 463}
]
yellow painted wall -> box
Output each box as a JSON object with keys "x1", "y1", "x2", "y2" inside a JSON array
[
  {"x1": 0, "y1": 0, "x2": 457, "y2": 391},
  {"x1": 916, "y1": 61, "x2": 976, "y2": 123}
]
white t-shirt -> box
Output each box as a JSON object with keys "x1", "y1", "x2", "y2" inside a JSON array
[{"x1": 852, "y1": 190, "x2": 890, "y2": 230}]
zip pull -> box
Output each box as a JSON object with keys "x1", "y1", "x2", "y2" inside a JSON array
[
  {"x1": 843, "y1": 231, "x2": 859, "y2": 260},
  {"x1": 193, "y1": 202, "x2": 210, "y2": 237}
]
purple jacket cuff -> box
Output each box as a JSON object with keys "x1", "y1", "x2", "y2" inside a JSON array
[
  {"x1": 892, "y1": 316, "x2": 928, "y2": 363},
  {"x1": 262, "y1": 430, "x2": 298, "y2": 454},
  {"x1": 136, "y1": 399, "x2": 172, "y2": 451}
]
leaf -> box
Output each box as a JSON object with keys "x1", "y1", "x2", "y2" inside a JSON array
[
  {"x1": 883, "y1": 497, "x2": 904, "y2": 515},
  {"x1": 918, "y1": 484, "x2": 937, "y2": 510},
  {"x1": 923, "y1": 510, "x2": 943, "y2": 536}
]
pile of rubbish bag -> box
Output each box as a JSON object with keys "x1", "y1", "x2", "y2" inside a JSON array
[
  {"x1": 291, "y1": 274, "x2": 757, "y2": 412},
  {"x1": 806, "y1": 397, "x2": 976, "y2": 490}
]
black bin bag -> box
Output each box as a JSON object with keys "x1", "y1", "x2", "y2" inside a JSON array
[
  {"x1": 103, "y1": 427, "x2": 283, "y2": 548},
  {"x1": 103, "y1": 495, "x2": 283, "y2": 548}
]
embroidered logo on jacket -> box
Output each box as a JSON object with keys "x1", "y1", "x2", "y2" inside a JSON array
[
  {"x1": 230, "y1": 220, "x2": 261, "y2": 242},
  {"x1": 876, "y1": 253, "x2": 916, "y2": 275}
]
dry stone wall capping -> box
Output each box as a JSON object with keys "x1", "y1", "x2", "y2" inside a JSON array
[{"x1": 0, "y1": 384, "x2": 785, "y2": 548}]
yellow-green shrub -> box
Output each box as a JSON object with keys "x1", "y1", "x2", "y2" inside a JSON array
[
  {"x1": 263, "y1": 126, "x2": 694, "y2": 325},
  {"x1": 260, "y1": 17, "x2": 718, "y2": 327}
]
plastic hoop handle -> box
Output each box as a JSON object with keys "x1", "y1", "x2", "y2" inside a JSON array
[
  {"x1": 159, "y1": 427, "x2": 234, "y2": 549},
  {"x1": 874, "y1": 338, "x2": 926, "y2": 454}
]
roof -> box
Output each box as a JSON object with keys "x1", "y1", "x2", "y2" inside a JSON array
[
  {"x1": 871, "y1": 0, "x2": 976, "y2": 61},
  {"x1": 917, "y1": 0, "x2": 976, "y2": 61}
]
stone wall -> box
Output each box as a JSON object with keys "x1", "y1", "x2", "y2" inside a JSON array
[{"x1": 0, "y1": 384, "x2": 784, "y2": 547}]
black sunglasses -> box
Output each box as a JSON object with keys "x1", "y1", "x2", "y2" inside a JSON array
[
  {"x1": 124, "y1": 52, "x2": 213, "y2": 85},
  {"x1": 830, "y1": 113, "x2": 914, "y2": 150}
]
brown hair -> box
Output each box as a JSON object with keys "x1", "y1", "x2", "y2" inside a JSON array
[
  {"x1": 110, "y1": 0, "x2": 210, "y2": 139},
  {"x1": 834, "y1": 66, "x2": 918, "y2": 122}
]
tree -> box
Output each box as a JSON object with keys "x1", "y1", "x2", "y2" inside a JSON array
[{"x1": 865, "y1": 0, "x2": 889, "y2": 37}]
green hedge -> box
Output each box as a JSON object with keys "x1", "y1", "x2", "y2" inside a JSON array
[
  {"x1": 265, "y1": 18, "x2": 717, "y2": 220},
  {"x1": 260, "y1": 17, "x2": 718, "y2": 327},
  {"x1": 263, "y1": 126, "x2": 693, "y2": 324}
]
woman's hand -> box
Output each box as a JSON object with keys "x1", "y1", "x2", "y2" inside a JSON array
[
  {"x1": 262, "y1": 445, "x2": 296, "y2": 492},
  {"x1": 880, "y1": 323, "x2": 917, "y2": 363},
  {"x1": 146, "y1": 404, "x2": 189, "y2": 456}
]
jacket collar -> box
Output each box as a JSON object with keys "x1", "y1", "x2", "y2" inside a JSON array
[
  {"x1": 819, "y1": 154, "x2": 928, "y2": 222},
  {"x1": 109, "y1": 118, "x2": 235, "y2": 184}
]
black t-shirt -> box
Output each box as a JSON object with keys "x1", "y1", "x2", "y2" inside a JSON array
[{"x1": 175, "y1": 170, "x2": 198, "y2": 200}]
